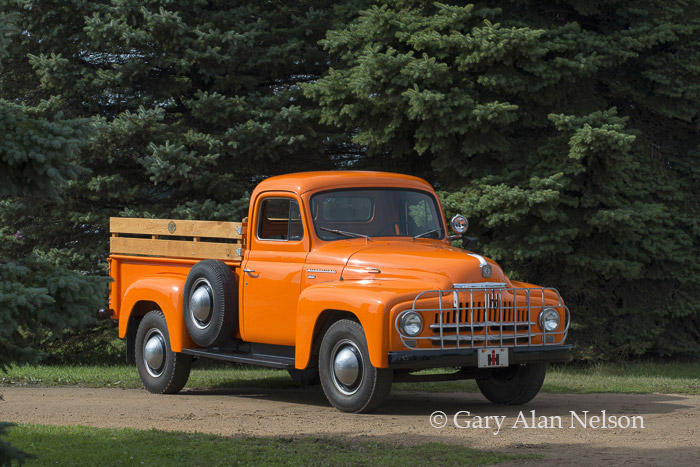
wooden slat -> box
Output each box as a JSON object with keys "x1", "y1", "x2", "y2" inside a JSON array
[
  {"x1": 111, "y1": 237, "x2": 241, "y2": 261},
  {"x1": 110, "y1": 217, "x2": 241, "y2": 239}
]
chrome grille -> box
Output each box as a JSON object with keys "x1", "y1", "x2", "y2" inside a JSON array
[{"x1": 395, "y1": 284, "x2": 569, "y2": 350}]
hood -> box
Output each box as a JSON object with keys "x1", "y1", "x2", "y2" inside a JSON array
[{"x1": 323, "y1": 240, "x2": 509, "y2": 289}]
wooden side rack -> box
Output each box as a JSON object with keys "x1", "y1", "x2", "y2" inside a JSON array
[{"x1": 110, "y1": 217, "x2": 243, "y2": 261}]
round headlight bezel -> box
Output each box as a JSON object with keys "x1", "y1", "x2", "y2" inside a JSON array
[
  {"x1": 450, "y1": 214, "x2": 469, "y2": 235},
  {"x1": 399, "y1": 311, "x2": 423, "y2": 337},
  {"x1": 539, "y1": 307, "x2": 560, "y2": 332}
]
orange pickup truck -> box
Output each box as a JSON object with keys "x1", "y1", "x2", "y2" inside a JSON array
[{"x1": 103, "y1": 171, "x2": 571, "y2": 413}]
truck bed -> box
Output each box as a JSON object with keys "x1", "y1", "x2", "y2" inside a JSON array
[{"x1": 108, "y1": 217, "x2": 244, "y2": 351}]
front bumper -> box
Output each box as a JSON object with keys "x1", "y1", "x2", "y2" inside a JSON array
[{"x1": 388, "y1": 344, "x2": 572, "y2": 369}]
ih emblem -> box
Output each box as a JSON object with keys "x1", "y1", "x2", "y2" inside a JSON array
[
  {"x1": 168, "y1": 221, "x2": 176, "y2": 234},
  {"x1": 490, "y1": 350, "x2": 500, "y2": 366}
]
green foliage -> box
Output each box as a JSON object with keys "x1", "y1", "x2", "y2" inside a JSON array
[
  {"x1": 34, "y1": 321, "x2": 125, "y2": 365},
  {"x1": 0, "y1": 251, "x2": 108, "y2": 368},
  {"x1": 0, "y1": 1, "x2": 366, "y2": 371},
  {"x1": 0, "y1": 0, "x2": 368, "y2": 279},
  {"x1": 0, "y1": 99, "x2": 90, "y2": 199},
  {"x1": 306, "y1": 0, "x2": 700, "y2": 359}
]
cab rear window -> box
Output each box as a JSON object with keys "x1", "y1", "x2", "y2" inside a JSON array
[{"x1": 315, "y1": 195, "x2": 373, "y2": 222}]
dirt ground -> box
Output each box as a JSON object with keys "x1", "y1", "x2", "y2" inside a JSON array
[{"x1": 1, "y1": 385, "x2": 698, "y2": 466}]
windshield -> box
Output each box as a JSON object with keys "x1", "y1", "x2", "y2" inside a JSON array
[{"x1": 310, "y1": 189, "x2": 444, "y2": 241}]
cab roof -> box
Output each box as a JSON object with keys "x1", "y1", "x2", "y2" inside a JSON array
[{"x1": 251, "y1": 171, "x2": 434, "y2": 197}]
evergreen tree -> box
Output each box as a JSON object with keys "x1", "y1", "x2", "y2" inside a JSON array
[
  {"x1": 0, "y1": 0, "x2": 368, "y2": 368},
  {"x1": 0, "y1": 0, "x2": 365, "y2": 276},
  {"x1": 0, "y1": 15, "x2": 82, "y2": 466},
  {"x1": 305, "y1": 0, "x2": 700, "y2": 358},
  {"x1": 0, "y1": 17, "x2": 102, "y2": 370},
  {"x1": 0, "y1": 12, "x2": 106, "y2": 462}
]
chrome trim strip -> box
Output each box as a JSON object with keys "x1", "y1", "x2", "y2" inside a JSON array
[
  {"x1": 429, "y1": 321, "x2": 535, "y2": 330},
  {"x1": 466, "y1": 253, "x2": 487, "y2": 266},
  {"x1": 306, "y1": 268, "x2": 337, "y2": 274},
  {"x1": 430, "y1": 333, "x2": 532, "y2": 342},
  {"x1": 454, "y1": 282, "x2": 506, "y2": 289}
]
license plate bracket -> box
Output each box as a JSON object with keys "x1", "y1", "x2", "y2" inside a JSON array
[{"x1": 478, "y1": 348, "x2": 509, "y2": 368}]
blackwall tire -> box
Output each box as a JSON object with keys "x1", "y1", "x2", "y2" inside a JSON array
[
  {"x1": 476, "y1": 363, "x2": 547, "y2": 405},
  {"x1": 183, "y1": 259, "x2": 237, "y2": 348},
  {"x1": 135, "y1": 310, "x2": 192, "y2": 394},
  {"x1": 319, "y1": 319, "x2": 392, "y2": 413}
]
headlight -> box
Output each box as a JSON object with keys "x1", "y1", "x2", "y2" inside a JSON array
[
  {"x1": 450, "y1": 214, "x2": 469, "y2": 234},
  {"x1": 538, "y1": 308, "x2": 560, "y2": 332},
  {"x1": 399, "y1": 311, "x2": 423, "y2": 337}
]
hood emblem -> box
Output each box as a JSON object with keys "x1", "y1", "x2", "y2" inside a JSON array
[{"x1": 467, "y1": 253, "x2": 492, "y2": 278}]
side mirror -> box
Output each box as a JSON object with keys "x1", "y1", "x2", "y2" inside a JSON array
[{"x1": 448, "y1": 214, "x2": 468, "y2": 240}]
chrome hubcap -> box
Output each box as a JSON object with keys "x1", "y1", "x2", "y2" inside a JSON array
[
  {"x1": 143, "y1": 330, "x2": 166, "y2": 377},
  {"x1": 331, "y1": 340, "x2": 363, "y2": 395},
  {"x1": 190, "y1": 279, "x2": 213, "y2": 329}
]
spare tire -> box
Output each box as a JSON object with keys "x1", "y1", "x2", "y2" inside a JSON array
[{"x1": 183, "y1": 259, "x2": 237, "y2": 348}]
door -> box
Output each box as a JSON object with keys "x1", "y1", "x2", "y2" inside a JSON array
[{"x1": 241, "y1": 195, "x2": 308, "y2": 346}]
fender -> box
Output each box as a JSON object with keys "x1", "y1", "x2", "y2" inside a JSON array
[
  {"x1": 118, "y1": 273, "x2": 196, "y2": 352},
  {"x1": 295, "y1": 279, "x2": 432, "y2": 369}
]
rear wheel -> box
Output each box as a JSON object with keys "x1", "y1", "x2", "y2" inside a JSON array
[
  {"x1": 476, "y1": 363, "x2": 546, "y2": 405},
  {"x1": 135, "y1": 310, "x2": 192, "y2": 394},
  {"x1": 319, "y1": 320, "x2": 392, "y2": 413}
]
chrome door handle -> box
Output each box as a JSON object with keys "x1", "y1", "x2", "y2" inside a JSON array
[{"x1": 243, "y1": 269, "x2": 255, "y2": 273}]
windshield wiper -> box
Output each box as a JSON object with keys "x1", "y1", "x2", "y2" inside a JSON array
[
  {"x1": 413, "y1": 229, "x2": 441, "y2": 239},
  {"x1": 319, "y1": 227, "x2": 371, "y2": 240}
]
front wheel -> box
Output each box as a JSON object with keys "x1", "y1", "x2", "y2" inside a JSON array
[
  {"x1": 476, "y1": 363, "x2": 546, "y2": 405},
  {"x1": 319, "y1": 319, "x2": 392, "y2": 413},
  {"x1": 135, "y1": 310, "x2": 192, "y2": 394}
]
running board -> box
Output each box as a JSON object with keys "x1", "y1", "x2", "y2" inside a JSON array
[{"x1": 181, "y1": 348, "x2": 295, "y2": 369}]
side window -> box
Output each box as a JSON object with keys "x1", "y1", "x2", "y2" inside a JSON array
[{"x1": 257, "y1": 198, "x2": 304, "y2": 241}]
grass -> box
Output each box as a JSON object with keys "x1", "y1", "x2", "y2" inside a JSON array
[
  {"x1": 396, "y1": 361, "x2": 700, "y2": 395},
  {"x1": 0, "y1": 363, "x2": 291, "y2": 390},
  {"x1": 541, "y1": 361, "x2": 700, "y2": 394},
  {"x1": 2, "y1": 361, "x2": 699, "y2": 394},
  {"x1": 4, "y1": 424, "x2": 533, "y2": 466}
]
